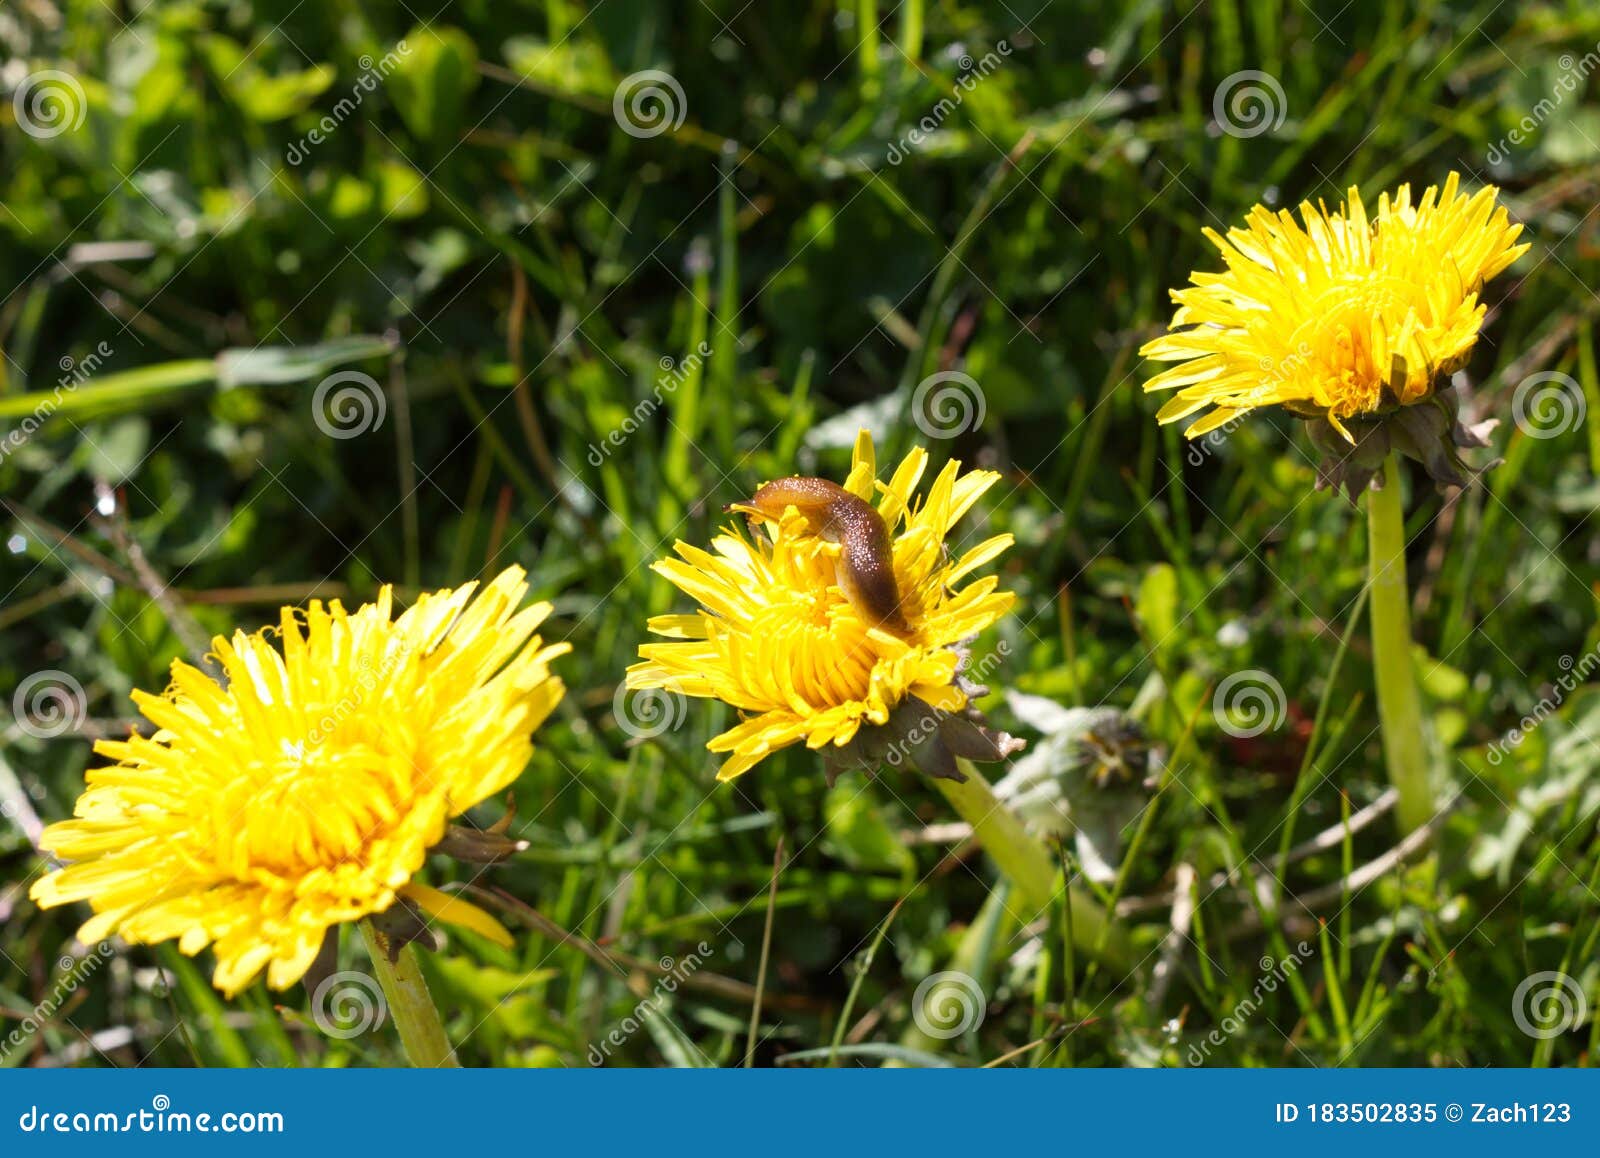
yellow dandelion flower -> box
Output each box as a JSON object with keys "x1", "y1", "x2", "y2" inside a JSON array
[
  {"x1": 30, "y1": 566, "x2": 568, "y2": 997},
  {"x1": 1141, "y1": 172, "x2": 1528, "y2": 442},
  {"x1": 627, "y1": 429, "x2": 1016, "y2": 783}
]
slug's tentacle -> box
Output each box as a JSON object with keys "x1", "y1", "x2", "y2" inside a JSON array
[{"x1": 731, "y1": 477, "x2": 915, "y2": 639}]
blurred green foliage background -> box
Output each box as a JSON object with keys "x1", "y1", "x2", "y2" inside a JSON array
[{"x1": 3, "y1": 0, "x2": 1600, "y2": 1067}]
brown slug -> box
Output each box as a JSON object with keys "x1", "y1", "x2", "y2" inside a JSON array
[{"x1": 731, "y1": 477, "x2": 915, "y2": 639}]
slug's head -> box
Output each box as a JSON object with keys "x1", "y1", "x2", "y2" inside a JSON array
[{"x1": 727, "y1": 476, "x2": 915, "y2": 641}]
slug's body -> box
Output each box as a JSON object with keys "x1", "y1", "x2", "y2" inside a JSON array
[{"x1": 735, "y1": 477, "x2": 914, "y2": 639}]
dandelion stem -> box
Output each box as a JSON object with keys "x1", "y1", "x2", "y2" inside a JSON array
[
  {"x1": 1366, "y1": 453, "x2": 1435, "y2": 834},
  {"x1": 936, "y1": 761, "x2": 1128, "y2": 968},
  {"x1": 359, "y1": 919, "x2": 459, "y2": 1068}
]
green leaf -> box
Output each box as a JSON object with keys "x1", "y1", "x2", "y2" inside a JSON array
[
  {"x1": 822, "y1": 781, "x2": 915, "y2": 876},
  {"x1": 501, "y1": 37, "x2": 615, "y2": 100},
  {"x1": 1414, "y1": 644, "x2": 1468, "y2": 702},
  {"x1": 198, "y1": 35, "x2": 335, "y2": 122},
  {"x1": 388, "y1": 26, "x2": 479, "y2": 144},
  {"x1": 1136, "y1": 563, "x2": 1179, "y2": 652},
  {"x1": 377, "y1": 160, "x2": 429, "y2": 219},
  {"x1": 215, "y1": 335, "x2": 394, "y2": 388}
]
